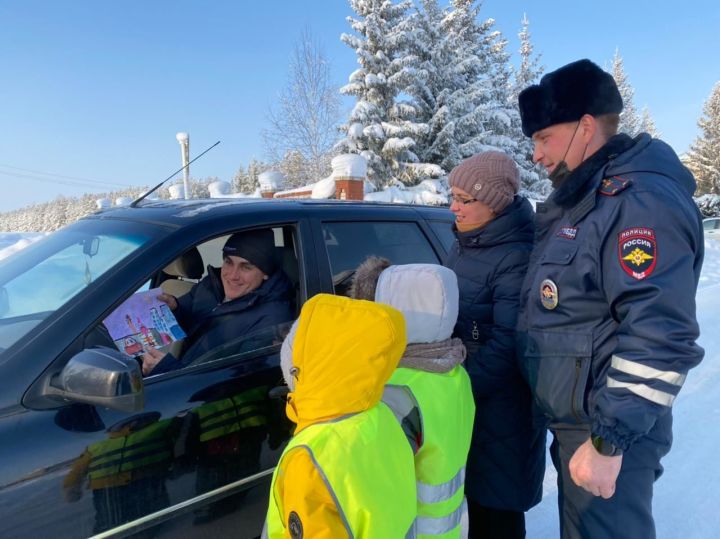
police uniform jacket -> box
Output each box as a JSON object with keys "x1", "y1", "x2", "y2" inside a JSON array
[{"x1": 517, "y1": 133, "x2": 704, "y2": 452}]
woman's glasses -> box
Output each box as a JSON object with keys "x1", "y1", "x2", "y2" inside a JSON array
[{"x1": 450, "y1": 195, "x2": 477, "y2": 205}]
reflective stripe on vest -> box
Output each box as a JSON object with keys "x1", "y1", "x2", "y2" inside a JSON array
[
  {"x1": 417, "y1": 467, "x2": 465, "y2": 505},
  {"x1": 265, "y1": 403, "x2": 417, "y2": 538},
  {"x1": 416, "y1": 498, "x2": 467, "y2": 538},
  {"x1": 88, "y1": 421, "x2": 172, "y2": 481},
  {"x1": 196, "y1": 386, "x2": 269, "y2": 442},
  {"x1": 385, "y1": 366, "x2": 474, "y2": 537}
]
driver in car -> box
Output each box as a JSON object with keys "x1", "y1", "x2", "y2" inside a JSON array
[{"x1": 141, "y1": 229, "x2": 293, "y2": 376}]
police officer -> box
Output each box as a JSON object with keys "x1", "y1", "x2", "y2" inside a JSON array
[{"x1": 516, "y1": 59, "x2": 704, "y2": 538}]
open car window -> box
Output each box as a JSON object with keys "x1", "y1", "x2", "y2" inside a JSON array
[{"x1": 115, "y1": 225, "x2": 301, "y2": 378}]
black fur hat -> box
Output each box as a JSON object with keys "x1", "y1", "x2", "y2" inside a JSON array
[{"x1": 518, "y1": 59, "x2": 623, "y2": 137}]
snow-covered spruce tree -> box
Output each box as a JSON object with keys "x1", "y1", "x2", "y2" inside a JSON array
[
  {"x1": 611, "y1": 49, "x2": 641, "y2": 137},
  {"x1": 402, "y1": 0, "x2": 457, "y2": 173},
  {"x1": 338, "y1": 0, "x2": 430, "y2": 188},
  {"x1": 510, "y1": 13, "x2": 542, "y2": 103},
  {"x1": 694, "y1": 193, "x2": 720, "y2": 217},
  {"x1": 232, "y1": 165, "x2": 252, "y2": 194},
  {"x1": 685, "y1": 82, "x2": 720, "y2": 195},
  {"x1": 451, "y1": 1, "x2": 541, "y2": 197},
  {"x1": 638, "y1": 106, "x2": 661, "y2": 138},
  {"x1": 510, "y1": 13, "x2": 550, "y2": 199},
  {"x1": 246, "y1": 159, "x2": 268, "y2": 192}
]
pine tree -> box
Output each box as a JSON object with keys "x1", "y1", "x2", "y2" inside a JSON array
[
  {"x1": 685, "y1": 82, "x2": 720, "y2": 195},
  {"x1": 232, "y1": 164, "x2": 249, "y2": 193},
  {"x1": 638, "y1": 106, "x2": 661, "y2": 138},
  {"x1": 510, "y1": 13, "x2": 549, "y2": 198},
  {"x1": 403, "y1": 0, "x2": 450, "y2": 170},
  {"x1": 338, "y1": 0, "x2": 429, "y2": 187},
  {"x1": 246, "y1": 159, "x2": 267, "y2": 192},
  {"x1": 510, "y1": 14, "x2": 543, "y2": 103},
  {"x1": 611, "y1": 49, "x2": 641, "y2": 137}
]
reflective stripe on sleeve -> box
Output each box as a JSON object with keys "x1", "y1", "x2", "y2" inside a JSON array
[
  {"x1": 415, "y1": 497, "x2": 466, "y2": 536},
  {"x1": 611, "y1": 355, "x2": 686, "y2": 386},
  {"x1": 417, "y1": 467, "x2": 465, "y2": 504},
  {"x1": 607, "y1": 376, "x2": 676, "y2": 407}
]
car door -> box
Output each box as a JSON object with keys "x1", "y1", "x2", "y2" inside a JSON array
[{"x1": 0, "y1": 218, "x2": 316, "y2": 539}]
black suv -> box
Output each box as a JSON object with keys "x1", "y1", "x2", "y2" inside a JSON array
[{"x1": 0, "y1": 198, "x2": 454, "y2": 538}]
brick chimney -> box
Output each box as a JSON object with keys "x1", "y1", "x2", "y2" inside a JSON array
[
  {"x1": 258, "y1": 170, "x2": 285, "y2": 199},
  {"x1": 332, "y1": 154, "x2": 367, "y2": 201}
]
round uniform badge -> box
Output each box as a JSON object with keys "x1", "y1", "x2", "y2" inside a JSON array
[{"x1": 540, "y1": 279, "x2": 559, "y2": 310}]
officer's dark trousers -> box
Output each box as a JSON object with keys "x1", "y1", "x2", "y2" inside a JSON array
[{"x1": 550, "y1": 420, "x2": 671, "y2": 539}]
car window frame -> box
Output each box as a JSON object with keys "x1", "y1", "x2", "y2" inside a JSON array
[{"x1": 310, "y1": 215, "x2": 452, "y2": 296}]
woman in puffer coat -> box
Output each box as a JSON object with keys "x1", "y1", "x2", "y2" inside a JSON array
[{"x1": 445, "y1": 151, "x2": 545, "y2": 538}]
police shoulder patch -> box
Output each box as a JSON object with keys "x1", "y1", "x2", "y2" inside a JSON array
[
  {"x1": 599, "y1": 176, "x2": 632, "y2": 196},
  {"x1": 618, "y1": 227, "x2": 657, "y2": 280}
]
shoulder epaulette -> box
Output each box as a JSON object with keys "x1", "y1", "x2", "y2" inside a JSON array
[{"x1": 598, "y1": 176, "x2": 633, "y2": 196}]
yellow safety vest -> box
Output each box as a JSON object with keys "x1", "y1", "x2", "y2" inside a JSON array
[
  {"x1": 88, "y1": 420, "x2": 172, "y2": 488},
  {"x1": 195, "y1": 386, "x2": 269, "y2": 443},
  {"x1": 385, "y1": 365, "x2": 475, "y2": 538},
  {"x1": 265, "y1": 402, "x2": 417, "y2": 538}
]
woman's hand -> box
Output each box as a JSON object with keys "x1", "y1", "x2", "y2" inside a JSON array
[
  {"x1": 158, "y1": 293, "x2": 178, "y2": 311},
  {"x1": 141, "y1": 346, "x2": 166, "y2": 376}
]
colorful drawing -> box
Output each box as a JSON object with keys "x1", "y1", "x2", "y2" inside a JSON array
[{"x1": 104, "y1": 288, "x2": 186, "y2": 357}]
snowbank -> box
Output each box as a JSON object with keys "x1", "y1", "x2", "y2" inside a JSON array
[{"x1": 0, "y1": 233, "x2": 46, "y2": 261}]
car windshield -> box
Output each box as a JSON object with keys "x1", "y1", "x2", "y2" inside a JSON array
[{"x1": 0, "y1": 220, "x2": 156, "y2": 352}]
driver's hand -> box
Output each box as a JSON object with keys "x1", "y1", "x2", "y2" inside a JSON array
[
  {"x1": 157, "y1": 293, "x2": 178, "y2": 311},
  {"x1": 141, "y1": 346, "x2": 166, "y2": 376}
]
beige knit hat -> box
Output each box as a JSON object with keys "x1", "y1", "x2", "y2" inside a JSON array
[{"x1": 448, "y1": 151, "x2": 519, "y2": 213}]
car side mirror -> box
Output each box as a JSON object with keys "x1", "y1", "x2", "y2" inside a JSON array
[{"x1": 45, "y1": 348, "x2": 144, "y2": 413}]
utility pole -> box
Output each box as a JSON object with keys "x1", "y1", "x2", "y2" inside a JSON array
[{"x1": 175, "y1": 132, "x2": 190, "y2": 199}]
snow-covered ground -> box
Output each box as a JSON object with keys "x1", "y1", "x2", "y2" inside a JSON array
[
  {"x1": 0, "y1": 232, "x2": 45, "y2": 261},
  {"x1": 1, "y1": 233, "x2": 719, "y2": 537}
]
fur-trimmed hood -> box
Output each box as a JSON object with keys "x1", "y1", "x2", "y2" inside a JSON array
[{"x1": 351, "y1": 261, "x2": 466, "y2": 373}]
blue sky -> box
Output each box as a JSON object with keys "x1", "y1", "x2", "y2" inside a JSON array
[{"x1": 0, "y1": 0, "x2": 717, "y2": 212}]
